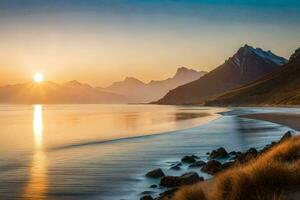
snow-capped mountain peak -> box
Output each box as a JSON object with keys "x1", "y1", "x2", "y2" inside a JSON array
[
  {"x1": 232, "y1": 45, "x2": 287, "y2": 68},
  {"x1": 250, "y1": 47, "x2": 287, "y2": 66}
]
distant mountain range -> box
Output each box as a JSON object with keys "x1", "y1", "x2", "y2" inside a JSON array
[
  {"x1": 0, "y1": 67, "x2": 205, "y2": 104},
  {"x1": 0, "y1": 80, "x2": 126, "y2": 104},
  {"x1": 206, "y1": 47, "x2": 300, "y2": 106},
  {"x1": 103, "y1": 67, "x2": 207, "y2": 103},
  {"x1": 156, "y1": 45, "x2": 288, "y2": 105},
  {"x1": 1, "y1": 45, "x2": 295, "y2": 105}
]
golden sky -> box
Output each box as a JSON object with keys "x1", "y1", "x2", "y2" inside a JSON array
[{"x1": 0, "y1": 1, "x2": 299, "y2": 87}]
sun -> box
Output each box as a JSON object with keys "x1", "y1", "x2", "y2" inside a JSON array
[{"x1": 33, "y1": 73, "x2": 44, "y2": 83}]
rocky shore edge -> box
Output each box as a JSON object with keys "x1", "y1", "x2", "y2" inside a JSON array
[{"x1": 140, "y1": 131, "x2": 293, "y2": 200}]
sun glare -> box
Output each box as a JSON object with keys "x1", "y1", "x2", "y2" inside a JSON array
[{"x1": 33, "y1": 73, "x2": 44, "y2": 83}]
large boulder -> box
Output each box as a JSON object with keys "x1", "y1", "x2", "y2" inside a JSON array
[
  {"x1": 146, "y1": 168, "x2": 165, "y2": 178},
  {"x1": 209, "y1": 147, "x2": 229, "y2": 159},
  {"x1": 180, "y1": 172, "x2": 204, "y2": 185},
  {"x1": 181, "y1": 155, "x2": 197, "y2": 163},
  {"x1": 160, "y1": 172, "x2": 203, "y2": 187},
  {"x1": 201, "y1": 160, "x2": 222, "y2": 174},
  {"x1": 160, "y1": 176, "x2": 181, "y2": 188}
]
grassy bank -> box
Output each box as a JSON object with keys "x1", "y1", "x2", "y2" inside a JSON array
[{"x1": 175, "y1": 135, "x2": 300, "y2": 200}]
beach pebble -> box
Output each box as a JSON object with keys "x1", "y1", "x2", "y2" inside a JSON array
[
  {"x1": 201, "y1": 160, "x2": 222, "y2": 174},
  {"x1": 146, "y1": 168, "x2": 165, "y2": 178}
]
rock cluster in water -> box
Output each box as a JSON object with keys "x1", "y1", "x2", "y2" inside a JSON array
[{"x1": 140, "y1": 131, "x2": 293, "y2": 200}]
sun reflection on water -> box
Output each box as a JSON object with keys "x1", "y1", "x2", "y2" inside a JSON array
[
  {"x1": 33, "y1": 105, "x2": 43, "y2": 149},
  {"x1": 23, "y1": 105, "x2": 47, "y2": 199}
]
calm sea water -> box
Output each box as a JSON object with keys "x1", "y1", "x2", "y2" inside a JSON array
[{"x1": 0, "y1": 105, "x2": 295, "y2": 200}]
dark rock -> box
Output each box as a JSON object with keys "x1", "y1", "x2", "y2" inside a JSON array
[
  {"x1": 201, "y1": 160, "x2": 222, "y2": 174},
  {"x1": 180, "y1": 172, "x2": 204, "y2": 185},
  {"x1": 181, "y1": 155, "x2": 196, "y2": 163},
  {"x1": 189, "y1": 160, "x2": 206, "y2": 168},
  {"x1": 234, "y1": 148, "x2": 258, "y2": 164},
  {"x1": 229, "y1": 151, "x2": 237, "y2": 156},
  {"x1": 279, "y1": 131, "x2": 292, "y2": 143},
  {"x1": 146, "y1": 168, "x2": 165, "y2": 178},
  {"x1": 160, "y1": 176, "x2": 181, "y2": 188},
  {"x1": 140, "y1": 191, "x2": 155, "y2": 195},
  {"x1": 160, "y1": 172, "x2": 203, "y2": 187},
  {"x1": 140, "y1": 195, "x2": 154, "y2": 200},
  {"x1": 169, "y1": 162, "x2": 182, "y2": 170},
  {"x1": 149, "y1": 184, "x2": 157, "y2": 188},
  {"x1": 209, "y1": 147, "x2": 229, "y2": 159},
  {"x1": 245, "y1": 148, "x2": 258, "y2": 161},
  {"x1": 247, "y1": 148, "x2": 258, "y2": 155}
]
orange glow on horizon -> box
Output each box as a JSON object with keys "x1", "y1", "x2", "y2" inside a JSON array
[{"x1": 33, "y1": 73, "x2": 44, "y2": 83}]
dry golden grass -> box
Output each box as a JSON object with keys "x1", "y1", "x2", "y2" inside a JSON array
[
  {"x1": 175, "y1": 136, "x2": 300, "y2": 200},
  {"x1": 174, "y1": 184, "x2": 207, "y2": 200}
]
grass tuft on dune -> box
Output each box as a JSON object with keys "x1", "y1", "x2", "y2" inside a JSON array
[{"x1": 174, "y1": 136, "x2": 300, "y2": 200}]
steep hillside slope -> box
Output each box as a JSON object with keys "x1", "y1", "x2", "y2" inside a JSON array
[
  {"x1": 156, "y1": 45, "x2": 287, "y2": 105},
  {"x1": 207, "y1": 47, "x2": 300, "y2": 106}
]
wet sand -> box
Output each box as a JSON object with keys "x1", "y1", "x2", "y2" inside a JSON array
[{"x1": 241, "y1": 112, "x2": 300, "y2": 131}]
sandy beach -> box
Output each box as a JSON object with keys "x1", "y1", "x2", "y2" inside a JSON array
[{"x1": 241, "y1": 112, "x2": 300, "y2": 131}]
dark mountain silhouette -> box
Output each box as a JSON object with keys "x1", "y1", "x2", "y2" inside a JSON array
[
  {"x1": 104, "y1": 67, "x2": 206, "y2": 103},
  {"x1": 156, "y1": 45, "x2": 287, "y2": 105},
  {"x1": 0, "y1": 81, "x2": 126, "y2": 104},
  {"x1": 206, "y1": 47, "x2": 300, "y2": 106}
]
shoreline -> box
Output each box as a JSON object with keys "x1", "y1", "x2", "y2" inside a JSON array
[
  {"x1": 241, "y1": 112, "x2": 300, "y2": 131},
  {"x1": 140, "y1": 111, "x2": 300, "y2": 200},
  {"x1": 141, "y1": 130, "x2": 297, "y2": 200}
]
